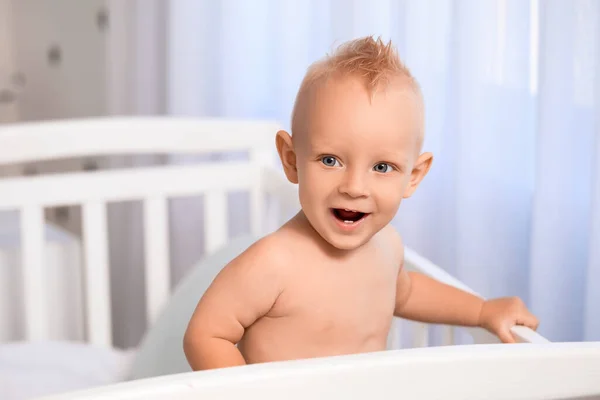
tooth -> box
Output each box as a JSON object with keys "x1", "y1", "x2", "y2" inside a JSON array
[{"x1": 344, "y1": 220, "x2": 353, "y2": 224}]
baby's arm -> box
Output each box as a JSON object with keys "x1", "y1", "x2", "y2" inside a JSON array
[
  {"x1": 183, "y1": 238, "x2": 284, "y2": 370},
  {"x1": 386, "y1": 226, "x2": 483, "y2": 326},
  {"x1": 394, "y1": 267, "x2": 484, "y2": 327},
  {"x1": 390, "y1": 229, "x2": 538, "y2": 342}
]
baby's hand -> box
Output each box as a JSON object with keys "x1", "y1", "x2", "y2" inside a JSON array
[{"x1": 478, "y1": 297, "x2": 539, "y2": 343}]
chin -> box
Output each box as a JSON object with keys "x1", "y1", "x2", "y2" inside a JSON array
[
  {"x1": 328, "y1": 239, "x2": 368, "y2": 251},
  {"x1": 320, "y1": 230, "x2": 373, "y2": 251}
]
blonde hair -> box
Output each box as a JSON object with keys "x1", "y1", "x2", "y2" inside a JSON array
[{"x1": 291, "y1": 36, "x2": 423, "y2": 142}]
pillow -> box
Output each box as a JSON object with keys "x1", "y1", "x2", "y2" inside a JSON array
[{"x1": 127, "y1": 235, "x2": 257, "y2": 380}]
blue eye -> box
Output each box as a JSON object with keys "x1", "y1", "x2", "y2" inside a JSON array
[
  {"x1": 321, "y1": 156, "x2": 339, "y2": 167},
  {"x1": 374, "y1": 163, "x2": 392, "y2": 173}
]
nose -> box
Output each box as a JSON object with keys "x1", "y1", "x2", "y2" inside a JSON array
[{"x1": 338, "y1": 169, "x2": 370, "y2": 198}]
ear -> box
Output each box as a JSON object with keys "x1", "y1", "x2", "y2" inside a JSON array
[
  {"x1": 403, "y1": 152, "x2": 433, "y2": 198},
  {"x1": 275, "y1": 130, "x2": 298, "y2": 184}
]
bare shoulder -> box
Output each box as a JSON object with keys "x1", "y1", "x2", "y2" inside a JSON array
[
  {"x1": 379, "y1": 223, "x2": 405, "y2": 266},
  {"x1": 223, "y1": 231, "x2": 292, "y2": 279},
  {"x1": 380, "y1": 225, "x2": 412, "y2": 312},
  {"x1": 381, "y1": 223, "x2": 403, "y2": 246},
  {"x1": 254, "y1": 230, "x2": 295, "y2": 258},
  {"x1": 186, "y1": 232, "x2": 294, "y2": 338}
]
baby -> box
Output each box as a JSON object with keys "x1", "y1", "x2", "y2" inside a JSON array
[{"x1": 183, "y1": 36, "x2": 539, "y2": 371}]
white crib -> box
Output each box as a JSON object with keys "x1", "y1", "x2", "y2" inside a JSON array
[{"x1": 0, "y1": 117, "x2": 598, "y2": 400}]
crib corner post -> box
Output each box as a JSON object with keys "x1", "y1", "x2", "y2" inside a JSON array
[{"x1": 249, "y1": 148, "x2": 274, "y2": 238}]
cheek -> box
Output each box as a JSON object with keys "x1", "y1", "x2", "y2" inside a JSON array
[
  {"x1": 299, "y1": 164, "x2": 335, "y2": 196},
  {"x1": 374, "y1": 178, "x2": 406, "y2": 210},
  {"x1": 298, "y1": 165, "x2": 329, "y2": 213}
]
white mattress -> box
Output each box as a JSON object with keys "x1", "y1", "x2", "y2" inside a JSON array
[{"x1": 0, "y1": 341, "x2": 135, "y2": 400}]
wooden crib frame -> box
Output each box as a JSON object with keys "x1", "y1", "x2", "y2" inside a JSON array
[{"x1": 0, "y1": 116, "x2": 548, "y2": 350}]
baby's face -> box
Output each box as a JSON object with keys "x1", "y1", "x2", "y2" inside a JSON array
[{"x1": 293, "y1": 76, "x2": 425, "y2": 250}]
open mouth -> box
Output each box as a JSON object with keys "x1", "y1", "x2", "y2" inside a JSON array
[{"x1": 331, "y1": 208, "x2": 368, "y2": 224}]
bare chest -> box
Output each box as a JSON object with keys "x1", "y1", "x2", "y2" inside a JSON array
[{"x1": 273, "y1": 248, "x2": 399, "y2": 339}]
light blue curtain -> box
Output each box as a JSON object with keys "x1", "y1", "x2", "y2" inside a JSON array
[{"x1": 165, "y1": 0, "x2": 600, "y2": 343}]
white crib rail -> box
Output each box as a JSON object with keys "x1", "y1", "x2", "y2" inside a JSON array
[
  {"x1": 0, "y1": 117, "x2": 278, "y2": 347},
  {"x1": 0, "y1": 117, "x2": 277, "y2": 164},
  {"x1": 38, "y1": 342, "x2": 600, "y2": 400}
]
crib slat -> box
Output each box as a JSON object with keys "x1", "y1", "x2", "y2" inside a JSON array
[
  {"x1": 143, "y1": 197, "x2": 171, "y2": 325},
  {"x1": 280, "y1": 205, "x2": 294, "y2": 227},
  {"x1": 205, "y1": 191, "x2": 228, "y2": 254},
  {"x1": 386, "y1": 318, "x2": 402, "y2": 350},
  {"x1": 442, "y1": 326, "x2": 455, "y2": 345},
  {"x1": 20, "y1": 205, "x2": 47, "y2": 340},
  {"x1": 266, "y1": 195, "x2": 280, "y2": 234},
  {"x1": 249, "y1": 188, "x2": 264, "y2": 237},
  {"x1": 412, "y1": 322, "x2": 429, "y2": 348},
  {"x1": 250, "y1": 150, "x2": 272, "y2": 237},
  {"x1": 82, "y1": 201, "x2": 112, "y2": 347}
]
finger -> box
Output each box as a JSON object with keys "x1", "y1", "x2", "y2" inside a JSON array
[
  {"x1": 519, "y1": 313, "x2": 540, "y2": 331},
  {"x1": 496, "y1": 326, "x2": 516, "y2": 344}
]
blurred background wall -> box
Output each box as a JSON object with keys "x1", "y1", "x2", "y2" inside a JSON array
[{"x1": 0, "y1": 0, "x2": 598, "y2": 348}]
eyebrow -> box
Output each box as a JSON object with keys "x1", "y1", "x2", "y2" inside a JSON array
[
  {"x1": 378, "y1": 152, "x2": 407, "y2": 164},
  {"x1": 307, "y1": 142, "x2": 338, "y2": 154}
]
